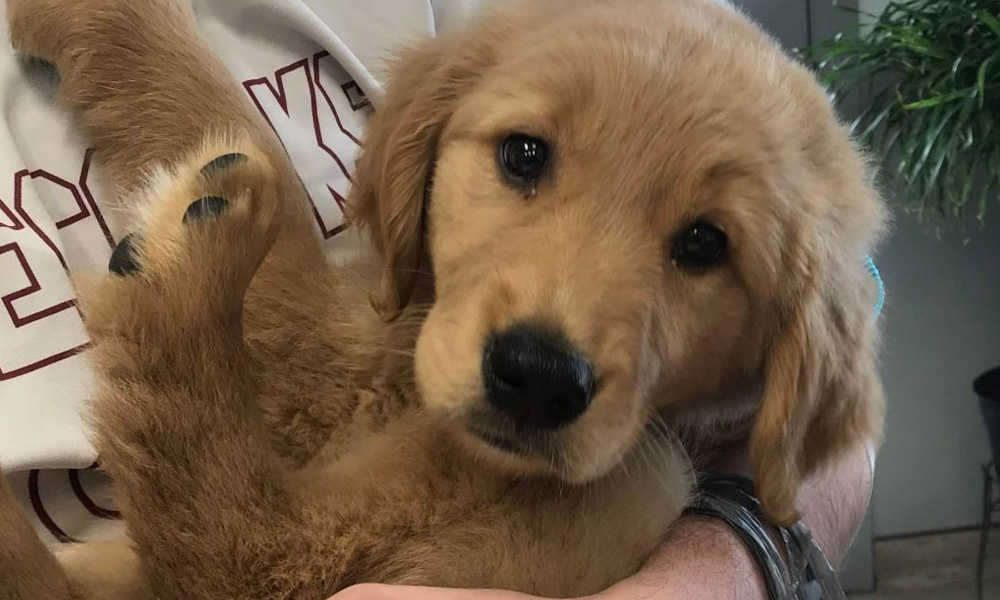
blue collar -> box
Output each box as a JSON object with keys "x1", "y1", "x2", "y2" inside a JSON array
[{"x1": 865, "y1": 255, "x2": 885, "y2": 318}]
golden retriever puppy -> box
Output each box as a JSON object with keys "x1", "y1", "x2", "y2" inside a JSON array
[{"x1": 0, "y1": 0, "x2": 886, "y2": 598}]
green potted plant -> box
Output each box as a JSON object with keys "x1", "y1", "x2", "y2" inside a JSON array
[{"x1": 813, "y1": 0, "x2": 1000, "y2": 223}]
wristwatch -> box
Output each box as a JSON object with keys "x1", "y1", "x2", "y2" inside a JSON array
[{"x1": 684, "y1": 472, "x2": 847, "y2": 600}]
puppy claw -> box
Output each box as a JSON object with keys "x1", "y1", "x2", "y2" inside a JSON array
[
  {"x1": 199, "y1": 153, "x2": 249, "y2": 177},
  {"x1": 183, "y1": 196, "x2": 230, "y2": 224},
  {"x1": 109, "y1": 233, "x2": 142, "y2": 276}
]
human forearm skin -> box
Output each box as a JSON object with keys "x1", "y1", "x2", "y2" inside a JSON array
[{"x1": 592, "y1": 439, "x2": 875, "y2": 600}]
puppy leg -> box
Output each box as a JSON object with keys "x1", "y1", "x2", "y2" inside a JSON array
[
  {"x1": 78, "y1": 150, "x2": 409, "y2": 599},
  {"x1": 6, "y1": 0, "x2": 390, "y2": 461},
  {"x1": 80, "y1": 151, "x2": 297, "y2": 598},
  {"x1": 8, "y1": 0, "x2": 268, "y2": 192},
  {"x1": 5, "y1": 0, "x2": 326, "y2": 287},
  {"x1": 0, "y1": 474, "x2": 77, "y2": 600}
]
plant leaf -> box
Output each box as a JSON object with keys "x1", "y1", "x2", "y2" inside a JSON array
[
  {"x1": 809, "y1": 0, "x2": 1000, "y2": 228},
  {"x1": 976, "y1": 10, "x2": 1000, "y2": 38},
  {"x1": 902, "y1": 86, "x2": 976, "y2": 109},
  {"x1": 977, "y1": 55, "x2": 995, "y2": 107}
]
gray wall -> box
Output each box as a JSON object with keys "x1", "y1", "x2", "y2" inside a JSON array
[
  {"x1": 735, "y1": 0, "x2": 809, "y2": 48},
  {"x1": 873, "y1": 213, "x2": 1000, "y2": 536}
]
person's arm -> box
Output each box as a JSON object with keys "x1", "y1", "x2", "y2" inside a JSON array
[
  {"x1": 331, "y1": 438, "x2": 874, "y2": 600},
  {"x1": 594, "y1": 438, "x2": 874, "y2": 600}
]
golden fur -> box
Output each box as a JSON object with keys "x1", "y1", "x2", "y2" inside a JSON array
[{"x1": 0, "y1": 0, "x2": 886, "y2": 598}]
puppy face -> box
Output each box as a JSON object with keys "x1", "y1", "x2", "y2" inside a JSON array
[{"x1": 351, "y1": 0, "x2": 886, "y2": 524}]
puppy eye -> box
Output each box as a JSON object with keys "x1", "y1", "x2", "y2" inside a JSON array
[
  {"x1": 671, "y1": 222, "x2": 728, "y2": 270},
  {"x1": 498, "y1": 134, "x2": 549, "y2": 183}
]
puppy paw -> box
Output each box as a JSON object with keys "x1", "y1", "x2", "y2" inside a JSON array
[
  {"x1": 179, "y1": 148, "x2": 283, "y2": 291},
  {"x1": 108, "y1": 233, "x2": 143, "y2": 277},
  {"x1": 92, "y1": 141, "x2": 282, "y2": 334}
]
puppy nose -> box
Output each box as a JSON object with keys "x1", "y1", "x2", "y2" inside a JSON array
[{"x1": 483, "y1": 325, "x2": 595, "y2": 430}]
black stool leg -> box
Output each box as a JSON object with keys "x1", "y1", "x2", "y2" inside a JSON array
[{"x1": 978, "y1": 463, "x2": 993, "y2": 600}]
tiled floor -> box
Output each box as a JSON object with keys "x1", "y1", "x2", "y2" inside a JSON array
[{"x1": 851, "y1": 528, "x2": 1000, "y2": 600}]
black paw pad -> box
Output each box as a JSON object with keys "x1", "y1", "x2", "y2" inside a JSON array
[
  {"x1": 183, "y1": 196, "x2": 230, "y2": 224},
  {"x1": 109, "y1": 233, "x2": 142, "y2": 276},
  {"x1": 199, "y1": 153, "x2": 248, "y2": 177}
]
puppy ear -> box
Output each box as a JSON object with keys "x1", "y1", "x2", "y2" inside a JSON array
[
  {"x1": 348, "y1": 34, "x2": 495, "y2": 320},
  {"x1": 750, "y1": 239, "x2": 885, "y2": 526}
]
